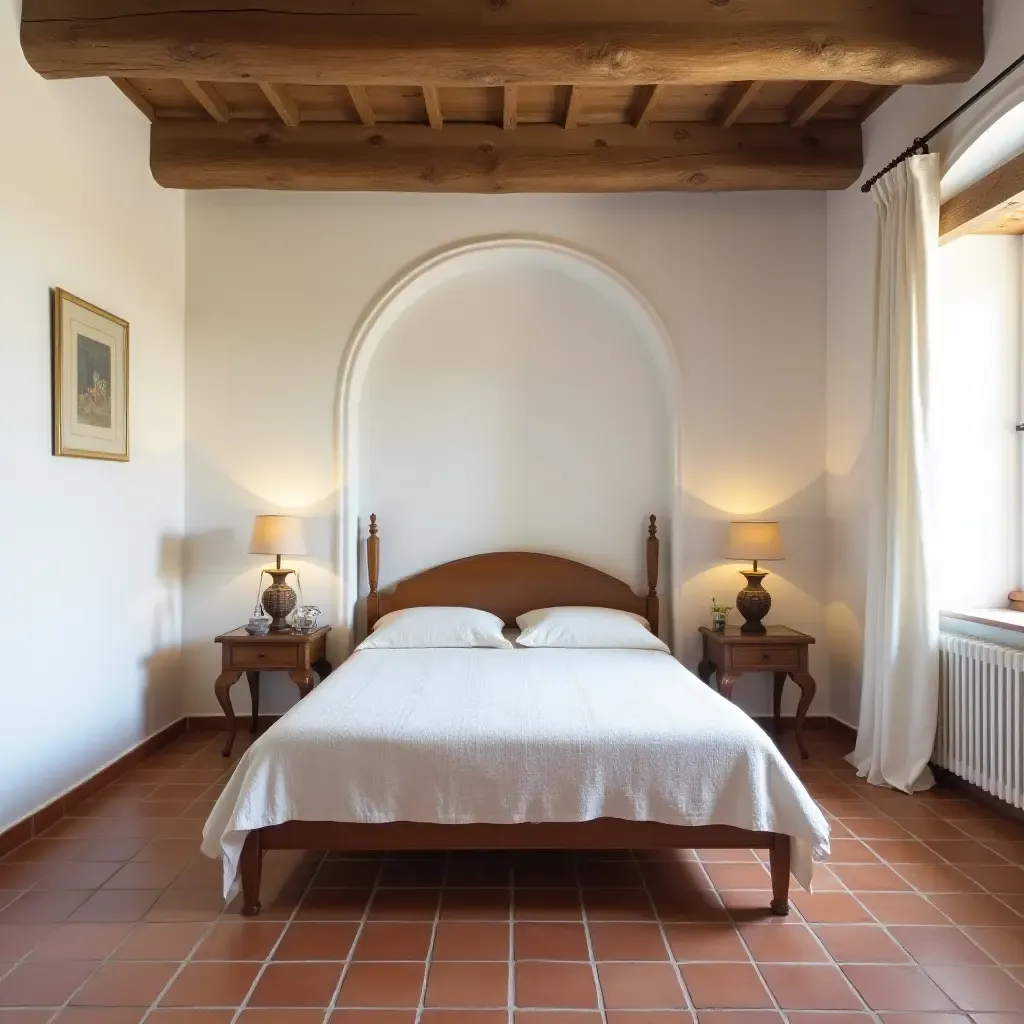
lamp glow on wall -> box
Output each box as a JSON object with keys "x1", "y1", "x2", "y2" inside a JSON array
[
  {"x1": 250, "y1": 515, "x2": 307, "y2": 632},
  {"x1": 727, "y1": 521, "x2": 785, "y2": 635}
]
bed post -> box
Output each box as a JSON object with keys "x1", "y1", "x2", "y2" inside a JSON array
[
  {"x1": 646, "y1": 515, "x2": 660, "y2": 635},
  {"x1": 367, "y1": 513, "x2": 380, "y2": 631},
  {"x1": 769, "y1": 834, "x2": 791, "y2": 916},
  {"x1": 240, "y1": 830, "x2": 263, "y2": 917}
]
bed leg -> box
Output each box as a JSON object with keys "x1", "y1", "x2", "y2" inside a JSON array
[
  {"x1": 240, "y1": 831, "x2": 263, "y2": 917},
  {"x1": 769, "y1": 834, "x2": 791, "y2": 916}
]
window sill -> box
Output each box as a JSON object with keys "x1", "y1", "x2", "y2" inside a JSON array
[{"x1": 941, "y1": 608, "x2": 1024, "y2": 634}]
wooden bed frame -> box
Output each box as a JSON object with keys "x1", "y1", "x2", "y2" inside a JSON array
[{"x1": 237, "y1": 515, "x2": 793, "y2": 917}]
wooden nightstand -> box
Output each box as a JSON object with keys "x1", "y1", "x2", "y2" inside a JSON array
[
  {"x1": 214, "y1": 626, "x2": 332, "y2": 756},
  {"x1": 696, "y1": 625, "x2": 817, "y2": 759}
]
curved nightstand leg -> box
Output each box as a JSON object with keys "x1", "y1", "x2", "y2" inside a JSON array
[
  {"x1": 790, "y1": 671, "x2": 817, "y2": 760},
  {"x1": 288, "y1": 669, "x2": 315, "y2": 700},
  {"x1": 215, "y1": 670, "x2": 243, "y2": 757},
  {"x1": 246, "y1": 671, "x2": 260, "y2": 734},
  {"x1": 718, "y1": 673, "x2": 740, "y2": 702},
  {"x1": 772, "y1": 672, "x2": 786, "y2": 738},
  {"x1": 312, "y1": 658, "x2": 333, "y2": 682}
]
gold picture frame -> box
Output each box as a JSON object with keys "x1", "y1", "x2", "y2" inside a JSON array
[{"x1": 52, "y1": 288, "x2": 130, "y2": 461}]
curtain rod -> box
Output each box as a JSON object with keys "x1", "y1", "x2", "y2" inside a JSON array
[{"x1": 860, "y1": 53, "x2": 1024, "y2": 194}]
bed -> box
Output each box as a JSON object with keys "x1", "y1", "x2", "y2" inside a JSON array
[{"x1": 203, "y1": 515, "x2": 829, "y2": 917}]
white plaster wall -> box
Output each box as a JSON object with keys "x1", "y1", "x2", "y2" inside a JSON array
[
  {"x1": 0, "y1": 0, "x2": 185, "y2": 830},
  {"x1": 825, "y1": 0, "x2": 1024, "y2": 727},
  {"x1": 184, "y1": 191, "x2": 829, "y2": 720},
  {"x1": 358, "y1": 261, "x2": 671, "y2": 599}
]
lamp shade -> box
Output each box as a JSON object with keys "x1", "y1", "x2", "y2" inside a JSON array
[
  {"x1": 726, "y1": 521, "x2": 784, "y2": 562},
  {"x1": 249, "y1": 515, "x2": 307, "y2": 557}
]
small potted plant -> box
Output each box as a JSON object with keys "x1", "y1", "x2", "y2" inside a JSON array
[{"x1": 711, "y1": 598, "x2": 731, "y2": 632}]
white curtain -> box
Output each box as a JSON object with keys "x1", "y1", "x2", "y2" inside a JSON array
[{"x1": 851, "y1": 155, "x2": 941, "y2": 794}]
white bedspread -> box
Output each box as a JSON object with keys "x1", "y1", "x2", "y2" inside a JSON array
[{"x1": 203, "y1": 648, "x2": 830, "y2": 897}]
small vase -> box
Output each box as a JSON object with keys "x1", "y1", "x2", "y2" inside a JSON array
[{"x1": 711, "y1": 611, "x2": 728, "y2": 632}]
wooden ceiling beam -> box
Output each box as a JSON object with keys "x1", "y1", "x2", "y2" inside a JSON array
[
  {"x1": 150, "y1": 119, "x2": 863, "y2": 193},
  {"x1": 716, "y1": 82, "x2": 764, "y2": 129},
  {"x1": 503, "y1": 85, "x2": 517, "y2": 130},
  {"x1": 631, "y1": 85, "x2": 663, "y2": 128},
  {"x1": 258, "y1": 81, "x2": 299, "y2": 126},
  {"x1": 788, "y1": 81, "x2": 844, "y2": 127},
  {"x1": 347, "y1": 86, "x2": 375, "y2": 127},
  {"x1": 111, "y1": 77, "x2": 154, "y2": 121},
  {"x1": 21, "y1": 0, "x2": 984, "y2": 87},
  {"x1": 422, "y1": 85, "x2": 443, "y2": 129},
  {"x1": 182, "y1": 79, "x2": 230, "y2": 122},
  {"x1": 941, "y1": 152, "x2": 1024, "y2": 240}
]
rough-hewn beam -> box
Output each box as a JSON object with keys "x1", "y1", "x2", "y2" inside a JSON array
[
  {"x1": 716, "y1": 82, "x2": 764, "y2": 129},
  {"x1": 21, "y1": 0, "x2": 984, "y2": 87},
  {"x1": 258, "y1": 81, "x2": 299, "y2": 126},
  {"x1": 788, "y1": 81, "x2": 844, "y2": 127},
  {"x1": 941, "y1": 152, "x2": 1024, "y2": 240},
  {"x1": 150, "y1": 120, "x2": 863, "y2": 193}
]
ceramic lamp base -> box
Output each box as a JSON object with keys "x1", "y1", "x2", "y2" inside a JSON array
[
  {"x1": 736, "y1": 571, "x2": 771, "y2": 635},
  {"x1": 262, "y1": 569, "x2": 297, "y2": 632}
]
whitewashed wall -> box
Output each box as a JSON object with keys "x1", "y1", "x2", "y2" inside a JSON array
[
  {"x1": 184, "y1": 191, "x2": 830, "y2": 720},
  {"x1": 0, "y1": 0, "x2": 185, "y2": 831}
]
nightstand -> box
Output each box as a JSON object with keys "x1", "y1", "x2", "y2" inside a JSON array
[
  {"x1": 696, "y1": 625, "x2": 817, "y2": 759},
  {"x1": 214, "y1": 626, "x2": 332, "y2": 756}
]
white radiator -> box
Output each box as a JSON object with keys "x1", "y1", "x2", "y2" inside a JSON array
[{"x1": 936, "y1": 633, "x2": 1024, "y2": 809}]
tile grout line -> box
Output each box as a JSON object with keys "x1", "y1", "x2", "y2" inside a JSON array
[
  {"x1": 576, "y1": 852, "x2": 609, "y2": 1024},
  {"x1": 413, "y1": 850, "x2": 446, "y2": 1024},
  {"x1": 323, "y1": 854, "x2": 387, "y2": 1023},
  {"x1": 225, "y1": 846, "x2": 329, "y2": 1023},
  {"x1": 508, "y1": 853, "x2": 516, "y2": 1024},
  {"x1": 639, "y1": 849, "x2": 697, "y2": 1022}
]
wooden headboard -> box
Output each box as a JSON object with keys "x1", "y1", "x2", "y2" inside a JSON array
[{"x1": 366, "y1": 515, "x2": 660, "y2": 634}]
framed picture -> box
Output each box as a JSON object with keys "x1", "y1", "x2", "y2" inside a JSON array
[{"x1": 52, "y1": 288, "x2": 129, "y2": 461}]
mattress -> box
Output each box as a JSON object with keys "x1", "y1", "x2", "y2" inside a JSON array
[{"x1": 202, "y1": 647, "x2": 830, "y2": 897}]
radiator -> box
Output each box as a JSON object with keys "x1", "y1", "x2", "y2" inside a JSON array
[{"x1": 936, "y1": 633, "x2": 1024, "y2": 809}]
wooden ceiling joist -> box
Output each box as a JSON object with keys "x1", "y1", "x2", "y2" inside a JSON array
[
  {"x1": 111, "y1": 77, "x2": 154, "y2": 122},
  {"x1": 21, "y1": 0, "x2": 984, "y2": 88},
  {"x1": 150, "y1": 120, "x2": 863, "y2": 193},
  {"x1": 258, "y1": 81, "x2": 299, "y2": 127},
  {"x1": 717, "y1": 82, "x2": 764, "y2": 129},
  {"x1": 503, "y1": 86, "x2": 518, "y2": 131},
  {"x1": 788, "y1": 82, "x2": 844, "y2": 127},
  {"x1": 631, "y1": 85, "x2": 663, "y2": 129},
  {"x1": 564, "y1": 86, "x2": 583, "y2": 130},
  {"x1": 940, "y1": 152, "x2": 1024, "y2": 240},
  {"x1": 182, "y1": 79, "x2": 230, "y2": 122},
  {"x1": 422, "y1": 85, "x2": 443, "y2": 129},
  {"x1": 347, "y1": 86, "x2": 375, "y2": 127}
]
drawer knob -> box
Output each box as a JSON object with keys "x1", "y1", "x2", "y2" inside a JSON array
[{"x1": 258, "y1": 652, "x2": 267, "y2": 659}]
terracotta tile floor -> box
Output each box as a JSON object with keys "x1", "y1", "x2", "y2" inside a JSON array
[{"x1": 3, "y1": 728, "x2": 1024, "y2": 1021}]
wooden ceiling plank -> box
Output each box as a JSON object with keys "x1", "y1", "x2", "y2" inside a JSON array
[
  {"x1": 182, "y1": 79, "x2": 230, "y2": 122},
  {"x1": 717, "y1": 81, "x2": 764, "y2": 128},
  {"x1": 631, "y1": 85, "x2": 663, "y2": 128},
  {"x1": 21, "y1": 0, "x2": 985, "y2": 87},
  {"x1": 859, "y1": 85, "x2": 899, "y2": 122},
  {"x1": 564, "y1": 85, "x2": 582, "y2": 129},
  {"x1": 150, "y1": 119, "x2": 863, "y2": 193},
  {"x1": 111, "y1": 77, "x2": 154, "y2": 121},
  {"x1": 347, "y1": 85, "x2": 375, "y2": 126},
  {"x1": 422, "y1": 84, "x2": 443, "y2": 128},
  {"x1": 941, "y1": 152, "x2": 1024, "y2": 240},
  {"x1": 503, "y1": 84, "x2": 518, "y2": 130},
  {"x1": 788, "y1": 81, "x2": 844, "y2": 127},
  {"x1": 258, "y1": 80, "x2": 299, "y2": 126}
]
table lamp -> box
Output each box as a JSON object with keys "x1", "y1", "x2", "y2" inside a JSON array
[
  {"x1": 726, "y1": 521, "x2": 785, "y2": 635},
  {"x1": 250, "y1": 514, "x2": 307, "y2": 632}
]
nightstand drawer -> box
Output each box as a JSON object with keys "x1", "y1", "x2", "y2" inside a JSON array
[
  {"x1": 229, "y1": 645, "x2": 299, "y2": 670},
  {"x1": 732, "y1": 645, "x2": 801, "y2": 670}
]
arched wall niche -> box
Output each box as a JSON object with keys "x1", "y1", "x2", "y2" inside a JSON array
[{"x1": 335, "y1": 237, "x2": 685, "y2": 653}]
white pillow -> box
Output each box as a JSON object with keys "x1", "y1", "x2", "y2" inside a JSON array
[
  {"x1": 516, "y1": 606, "x2": 669, "y2": 652},
  {"x1": 358, "y1": 606, "x2": 512, "y2": 650}
]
